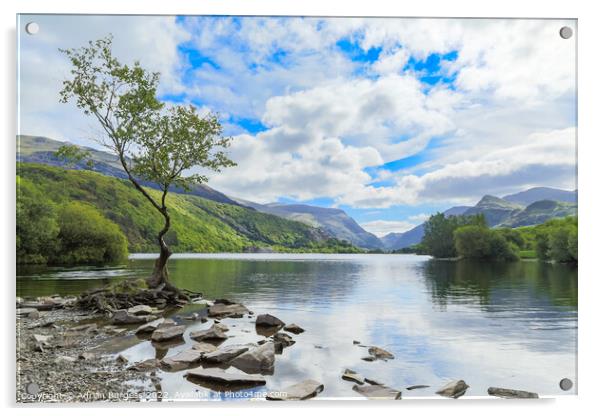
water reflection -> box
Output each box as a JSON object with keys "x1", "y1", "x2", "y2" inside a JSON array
[{"x1": 17, "y1": 254, "x2": 577, "y2": 398}]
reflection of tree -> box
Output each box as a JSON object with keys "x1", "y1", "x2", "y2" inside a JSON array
[{"x1": 421, "y1": 259, "x2": 577, "y2": 311}]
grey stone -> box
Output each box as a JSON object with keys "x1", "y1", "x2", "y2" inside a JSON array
[
  {"x1": 135, "y1": 318, "x2": 166, "y2": 334},
  {"x1": 186, "y1": 367, "x2": 266, "y2": 385},
  {"x1": 55, "y1": 355, "x2": 77, "y2": 364},
  {"x1": 352, "y1": 384, "x2": 401, "y2": 400},
  {"x1": 190, "y1": 324, "x2": 228, "y2": 341},
  {"x1": 32, "y1": 334, "x2": 52, "y2": 346},
  {"x1": 361, "y1": 356, "x2": 376, "y2": 362},
  {"x1": 342, "y1": 369, "x2": 365, "y2": 385},
  {"x1": 116, "y1": 354, "x2": 129, "y2": 364},
  {"x1": 255, "y1": 313, "x2": 285, "y2": 327},
  {"x1": 487, "y1": 387, "x2": 538, "y2": 399},
  {"x1": 17, "y1": 308, "x2": 38, "y2": 316},
  {"x1": 266, "y1": 380, "x2": 324, "y2": 400},
  {"x1": 162, "y1": 349, "x2": 203, "y2": 369},
  {"x1": 208, "y1": 303, "x2": 249, "y2": 318},
  {"x1": 230, "y1": 342, "x2": 275, "y2": 373},
  {"x1": 127, "y1": 305, "x2": 153, "y2": 316},
  {"x1": 192, "y1": 342, "x2": 218, "y2": 354},
  {"x1": 112, "y1": 309, "x2": 154, "y2": 325},
  {"x1": 283, "y1": 323, "x2": 305, "y2": 334},
  {"x1": 273, "y1": 332, "x2": 295, "y2": 349},
  {"x1": 127, "y1": 358, "x2": 161, "y2": 372},
  {"x1": 78, "y1": 352, "x2": 96, "y2": 361},
  {"x1": 202, "y1": 344, "x2": 250, "y2": 363},
  {"x1": 151, "y1": 325, "x2": 185, "y2": 342},
  {"x1": 406, "y1": 385, "x2": 430, "y2": 390},
  {"x1": 436, "y1": 380, "x2": 469, "y2": 398},
  {"x1": 368, "y1": 346, "x2": 395, "y2": 360}
]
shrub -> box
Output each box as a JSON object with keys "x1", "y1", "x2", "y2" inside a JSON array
[
  {"x1": 454, "y1": 225, "x2": 518, "y2": 261},
  {"x1": 16, "y1": 177, "x2": 59, "y2": 263},
  {"x1": 53, "y1": 201, "x2": 128, "y2": 264}
]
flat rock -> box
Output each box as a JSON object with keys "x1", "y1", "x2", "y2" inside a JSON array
[
  {"x1": 162, "y1": 349, "x2": 203, "y2": 369},
  {"x1": 32, "y1": 334, "x2": 52, "y2": 346},
  {"x1": 78, "y1": 352, "x2": 96, "y2": 361},
  {"x1": 255, "y1": 313, "x2": 285, "y2": 327},
  {"x1": 127, "y1": 305, "x2": 153, "y2": 316},
  {"x1": 487, "y1": 387, "x2": 538, "y2": 399},
  {"x1": 214, "y1": 322, "x2": 230, "y2": 332},
  {"x1": 128, "y1": 358, "x2": 161, "y2": 372},
  {"x1": 17, "y1": 308, "x2": 38, "y2": 316},
  {"x1": 135, "y1": 318, "x2": 166, "y2": 334},
  {"x1": 266, "y1": 380, "x2": 324, "y2": 401},
  {"x1": 190, "y1": 324, "x2": 228, "y2": 341},
  {"x1": 352, "y1": 384, "x2": 401, "y2": 400},
  {"x1": 202, "y1": 344, "x2": 250, "y2": 363},
  {"x1": 436, "y1": 380, "x2": 469, "y2": 399},
  {"x1": 406, "y1": 384, "x2": 430, "y2": 390},
  {"x1": 342, "y1": 369, "x2": 365, "y2": 385},
  {"x1": 368, "y1": 346, "x2": 395, "y2": 360},
  {"x1": 361, "y1": 356, "x2": 376, "y2": 362},
  {"x1": 208, "y1": 303, "x2": 249, "y2": 318},
  {"x1": 112, "y1": 309, "x2": 154, "y2": 325},
  {"x1": 230, "y1": 342, "x2": 275, "y2": 374},
  {"x1": 55, "y1": 355, "x2": 77, "y2": 364},
  {"x1": 151, "y1": 325, "x2": 185, "y2": 342},
  {"x1": 283, "y1": 323, "x2": 305, "y2": 334},
  {"x1": 192, "y1": 342, "x2": 218, "y2": 354},
  {"x1": 186, "y1": 367, "x2": 265, "y2": 386}
]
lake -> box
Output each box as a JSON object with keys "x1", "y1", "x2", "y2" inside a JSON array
[{"x1": 17, "y1": 253, "x2": 578, "y2": 399}]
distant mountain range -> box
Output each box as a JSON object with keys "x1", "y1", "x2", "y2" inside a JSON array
[
  {"x1": 235, "y1": 200, "x2": 383, "y2": 249},
  {"x1": 381, "y1": 189, "x2": 577, "y2": 250},
  {"x1": 17, "y1": 135, "x2": 578, "y2": 252}
]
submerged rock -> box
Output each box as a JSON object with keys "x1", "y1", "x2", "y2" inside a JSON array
[
  {"x1": 368, "y1": 346, "x2": 395, "y2": 360},
  {"x1": 202, "y1": 344, "x2": 250, "y2": 363},
  {"x1": 352, "y1": 384, "x2": 401, "y2": 400},
  {"x1": 283, "y1": 323, "x2": 305, "y2": 334},
  {"x1": 266, "y1": 380, "x2": 324, "y2": 401},
  {"x1": 487, "y1": 387, "x2": 539, "y2": 399},
  {"x1": 255, "y1": 314, "x2": 285, "y2": 327},
  {"x1": 151, "y1": 325, "x2": 185, "y2": 342},
  {"x1": 186, "y1": 367, "x2": 266, "y2": 386},
  {"x1": 190, "y1": 324, "x2": 228, "y2": 341},
  {"x1": 436, "y1": 380, "x2": 469, "y2": 398},
  {"x1": 342, "y1": 369, "x2": 365, "y2": 385},
  {"x1": 230, "y1": 342, "x2": 275, "y2": 374}
]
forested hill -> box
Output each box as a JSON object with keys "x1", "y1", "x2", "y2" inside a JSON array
[{"x1": 17, "y1": 163, "x2": 358, "y2": 263}]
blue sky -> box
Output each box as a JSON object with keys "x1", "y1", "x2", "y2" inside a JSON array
[{"x1": 18, "y1": 16, "x2": 577, "y2": 236}]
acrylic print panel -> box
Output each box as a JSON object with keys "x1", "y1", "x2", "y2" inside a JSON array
[{"x1": 16, "y1": 15, "x2": 577, "y2": 402}]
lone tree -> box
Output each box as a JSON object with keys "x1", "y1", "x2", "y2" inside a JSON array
[{"x1": 60, "y1": 36, "x2": 235, "y2": 294}]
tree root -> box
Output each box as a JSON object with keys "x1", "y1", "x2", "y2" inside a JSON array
[{"x1": 76, "y1": 282, "x2": 202, "y2": 314}]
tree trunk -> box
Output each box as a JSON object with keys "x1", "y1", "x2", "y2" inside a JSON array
[{"x1": 147, "y1": 209, "x2": 172, "y2": 288}]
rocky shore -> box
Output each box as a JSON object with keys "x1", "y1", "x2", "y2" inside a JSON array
[{"x1": 16, "y1": 294, "x2": 540, "y2": 402}]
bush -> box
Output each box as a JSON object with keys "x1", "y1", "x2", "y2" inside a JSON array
[
  {"x1": 16, "y1": 177, "x2": 59, "y2": 263},
  {"x1": 532, "y1": 217, "x2": 577, "y2": 263},
  {"x1": 53, "y1": 201, "x2": 128, "y2": 264},
  {"x1": 422, "y1": 213, "x2": 487, "y2": 258},
  {"x1": 454, "y1": 225, "x2": 518, "y2": 261}
]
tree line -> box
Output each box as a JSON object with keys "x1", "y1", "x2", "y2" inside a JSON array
[{"x1": 412, "y1": 213, "x2": 577, "y2": 263}]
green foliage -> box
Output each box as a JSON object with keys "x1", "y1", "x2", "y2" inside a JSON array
[
  {"x1": 453, "y1": 225, "x2": 519, "y2": 261},
  {"x1": 55, "y1": 144, "x2": 94, "y2": 168},
  {"x1": 16, "y1": 177, "x2": 59, "y2": 264},
  {"x1": 17, "y1": 163, "x2": 354, "y2": 257},
  {"x1": 422, "y1": 213, "x2": 487, "y2": 258},
  {"x1": 524, "y1": 216, "x2": 578, "y2": 263},
  {"x1": 55, "y1": 201, "x2": 128, "y2": 264}
]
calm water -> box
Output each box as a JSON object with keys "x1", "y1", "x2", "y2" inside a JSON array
[{"x1": 17, "y1": 254, "x2": 578, "y2": 399}]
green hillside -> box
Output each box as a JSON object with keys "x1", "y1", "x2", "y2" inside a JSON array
[{"x1": 17, "y1": 163, "x2": 357, "y2": 263}]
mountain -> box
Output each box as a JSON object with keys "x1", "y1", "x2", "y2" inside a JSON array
[
  {"x1": 17, "y1": 135, "x2": 242, "y2": 207},
  {"x1": 17, "y1": 163, "x2": 359, "y2": 253},
  {"x1": 380, "y1": 206, "x2": 470, "y2": 250},
  {"x1": 500, "y1": 200, "x2": 577, "y2": 228},
  {"x1": 462, "y1": 195, "x2": 524, "y2": 227},
  {"x1": 503, "y1": 187, "x2": 577, "y2": 206},
  {"x1": 237, "y1": 200, "x2": 383, "y2": 249}
]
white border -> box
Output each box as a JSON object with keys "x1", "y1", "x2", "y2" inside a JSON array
[{"x1": 2, "y1": 1, "x2": 601, "y2": 416}]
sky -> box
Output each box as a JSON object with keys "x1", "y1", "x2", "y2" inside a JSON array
[{"x1": 17, "y1": 15, "x2": 577, "y2": 237}]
